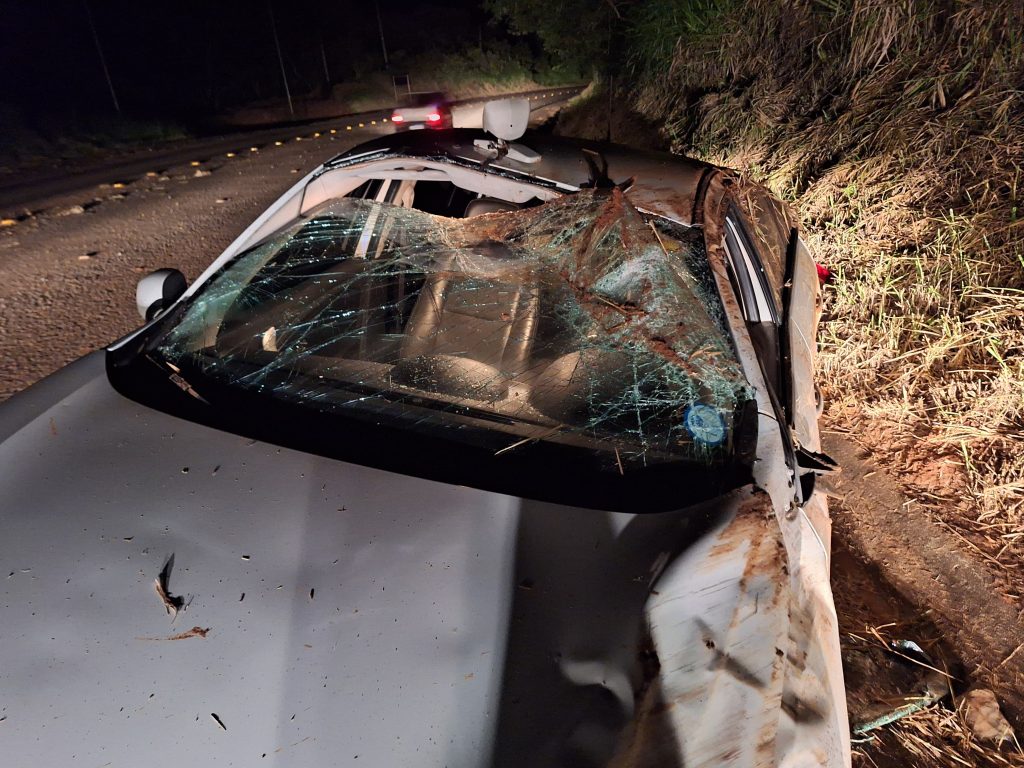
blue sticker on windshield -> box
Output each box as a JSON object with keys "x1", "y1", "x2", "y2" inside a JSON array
[{"x1": 684, "y1": 404, "x2": 726, "y2": 446}]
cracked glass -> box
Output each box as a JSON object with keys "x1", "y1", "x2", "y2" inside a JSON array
[{"x1": 157, "y1": 188, "x2": 754, "y2": 471}]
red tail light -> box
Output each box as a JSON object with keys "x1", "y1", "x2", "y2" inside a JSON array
[
  {"x1": 391, "y1": 113, "x2": 404, "y2": 123},
  {"x1": 427, "y1": 113, "x2": 442, "y2": 123}
]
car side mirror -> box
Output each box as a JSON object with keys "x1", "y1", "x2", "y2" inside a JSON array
[{"x1": 136, "y1": 268, "x2": 187, "y2": 321}]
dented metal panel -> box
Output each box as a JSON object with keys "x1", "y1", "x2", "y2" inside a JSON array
[
  {"x1": 0, "y1": 371, "x2": 753, "y2": 767},
  {"x1": 328, "y1": 131, "x2": 710, "y2": 225},
  {"x1": 616, "y1": 491, "x2": 788, "y2": 767},
  {"x1": 699, "y1": 170, "x2": 851, "y2": 767}
]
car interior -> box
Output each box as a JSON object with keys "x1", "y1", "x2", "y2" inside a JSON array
[{"x1": 177, "y1": 170, "x2": 743, "y2": 463}]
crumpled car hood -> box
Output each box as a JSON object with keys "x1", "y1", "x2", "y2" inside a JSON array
[{"x1": 1, "y1": 355, "x2": 765, "y2": 767}]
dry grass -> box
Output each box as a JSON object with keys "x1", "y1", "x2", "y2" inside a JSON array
[
  {"x1": 856, "y1": 706, "x2": 1024, "y2": 768},
  {"x1": 842, "y1": 620, "x2": 1024, "y2": 767}
]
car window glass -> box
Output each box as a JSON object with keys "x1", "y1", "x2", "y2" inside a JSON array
[
  {"x1": 722, "y1": 210, "x2": 784, "y2": 401},
  {"x1": 723, "y1": 215, "x2": 777, "y2": 324},
  {"x1": 158, "y1": 191, "x2": 755, "y2": 473}
]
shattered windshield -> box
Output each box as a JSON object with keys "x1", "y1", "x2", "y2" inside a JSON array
[{"x1": 156, "y1": 188, "x2": 754, "y2": 474}]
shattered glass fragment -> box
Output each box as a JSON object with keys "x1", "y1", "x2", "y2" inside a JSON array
[{"x1": 157, "y1": 189, "x2": 754, "y2": 471}]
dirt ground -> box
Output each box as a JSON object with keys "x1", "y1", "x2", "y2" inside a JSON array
[
  {"x1": 1, "y1": 100, "x2": 1021, "y2": 765},
  {"x1": 825, "y1": 429, "x2": 1024, "y2": 766}
]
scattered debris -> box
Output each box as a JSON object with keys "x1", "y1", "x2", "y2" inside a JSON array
[
  {"x1": 215, "y1": 198, "x2": 228, "y2": 204},
  {"x1": 960, "y1": 689, "x2": 1016, "y2": 746},
  {"x1": 154, "y1": 554, "x2": 185, "y2": 620},
  {"x1": 137, "y1": 626, "x2": 210, "y2": 641},
  {"x1": 241, "y1": 555, "x2": 250, "y2": 561},
  {"x1": 49, "y1": 417, "x2": 57, "y2": 436},
  {"x1": 309, "y1": 588, "x2": 315, "y2": 600},
  {"x1": 210, "y1": 712, "x2": 227, "y2": 730},
  {"x1": 58, "y1": 205, "x2": 85, "y2": 216},
  {"x1": 193, "y1": 169, "x2": 211, "y2": 178},
  {"x1": 0, "y1": 218, "x2": 16, "y2": 227},
  {"x1": 849, "y1": 633, "x2": 952, "y2": 737},
  {"x1": 181, "y1": 467, "x2": 189, "y2": 473},
  {"x1": 239, "y1": 592, "x2": 245, "y2": 601}
]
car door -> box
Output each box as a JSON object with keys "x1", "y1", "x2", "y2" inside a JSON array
[
  {"x1": 728, "y1": 188, "x2": 821, "y2": 449},
  {"x1": 784, "y1": 235, "x2": 823, "y2": 454},
  {"x1": 723, "y1": 187, "x2": 831, "y2": 505}
]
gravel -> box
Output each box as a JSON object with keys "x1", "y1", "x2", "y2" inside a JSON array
[{"x1": 0, "y1": 128, "x2": 379, "y2": 402}]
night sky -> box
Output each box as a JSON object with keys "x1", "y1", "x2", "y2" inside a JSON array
[{"x1": 1, "y1": 0, "x2": 494, "y2": 126}]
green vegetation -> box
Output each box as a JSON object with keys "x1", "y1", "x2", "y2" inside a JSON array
[
  {"x1": 404, "y1": 41, "x2": 584, "y2": 95},
  {"x1": 484, "y1": 0, "x2": 616, "y2": 76}
]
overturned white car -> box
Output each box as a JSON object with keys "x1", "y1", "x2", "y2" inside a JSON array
[{"x1": 0, "y1": 101, "x2": 849, "y2": 767}]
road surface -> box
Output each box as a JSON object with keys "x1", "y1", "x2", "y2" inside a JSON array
[{"x1": 0, "y1": 91, "x2": 575, "y2": 401}]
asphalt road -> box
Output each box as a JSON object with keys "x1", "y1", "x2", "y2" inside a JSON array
[
  {"x1": 0, "y1": 91, "x2": 575, "y2": 401},
  {"x1": 0, "y1": 87, "x2": 583, "y2": 215}
]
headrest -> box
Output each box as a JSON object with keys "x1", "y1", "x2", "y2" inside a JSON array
[{"x1": 464, "y1": 197, "x2": 520, "y2": 217}]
